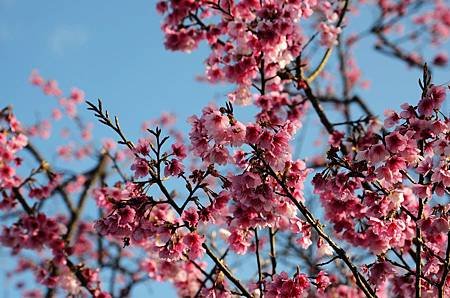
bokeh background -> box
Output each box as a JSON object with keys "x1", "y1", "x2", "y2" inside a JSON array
[{"x1": 1, "y1": 0, "x2": 449, "y2": 297}]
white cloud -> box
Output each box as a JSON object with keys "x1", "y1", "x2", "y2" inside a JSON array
[{"x1": 49, "y1": 25, "x2": 88, "y2": 55}]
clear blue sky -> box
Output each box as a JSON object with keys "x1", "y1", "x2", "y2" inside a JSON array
[{"x1": 0, "y1": 0, "x2": 449, "y2": 297}]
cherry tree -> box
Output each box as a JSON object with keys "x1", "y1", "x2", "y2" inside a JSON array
[{"x1": 1, "y1": 0, "x2": 450, "y2": 297}]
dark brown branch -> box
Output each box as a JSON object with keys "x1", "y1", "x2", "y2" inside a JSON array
[
  {"x1": 302, "y1": 84, "x2": 335, "y2": 134},
  {"x1": 269, "y1": 228, "x2": 277, "y2": 276},
  {"x1": 384, "y1": 256, "x2": 437, "y2": 287},
  {"x1": 66, "y1": 259, "x2": 97, "y2": 296},
  {"x1": 252, "y1": 145, "x2": 376, "y2": 298},
  {"x1": 316, "y1": 255, "x2": 339, "y2": 267},
  {"x1": 202, "y1": 243, "x2": 252, "y2": 297},
  {"x1": 438, "y1": 231, "x2": 450, "y2": 298},
  {"x1": 415, "y1": 140, "x2": 425, "y2": 298},
  {"x1": 373, "y1": 29, "x2": 425, "y2": 70},
  {"x1": 254, "y1": 229, "x2": 264, "y2": 296},
  {"x1": 25, "y1": 143, "x2": 76, "y2": 214},
  {"x1": 64, "y1": 152, "x2": 108, "y2": 242},
  {"x1": 192, "y1": 249, "x2": 229, "y2": 298},
  {"x1": 12, "y1": 188, "x2": 33, "y2": 214},
  {"x1": 88, "y1": 100, "x2": 251, "y2": 296},
  {"x1": 12, "y1": 171, "x2": 97, "y2": 297}
]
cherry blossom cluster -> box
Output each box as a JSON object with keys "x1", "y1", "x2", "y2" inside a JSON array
[
  {"x1": 363, "y1": 0, "x2": 450, "y2": 68},
  {"x1": 1, "y1": 0, "x2": 450, "y2": 297},
  {"x1": 314, "y1": 81, "x2": 449, "y2": 296},
  {"x1": 29, "y1": 70, "x2": 95, "y2": 160},
  {"x1": 88, "y1": 85, "x2": 320, "y2": 296},
  {"x1": 0, "y1": 107, "x2": 26, "y2": 184},
  {"x1": 0, "y1": 79, "x2": 114, "y2": 297},
  {"x1": 157, "y1": 0, "x2": 347, "y2": 103}
]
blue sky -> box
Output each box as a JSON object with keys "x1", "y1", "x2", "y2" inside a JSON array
[
  {"x1": 1, "y1": 0, "x2": 449, "y2": 297},
  {"x1": 0, "y1": 0, "x2": 225, "y2": 131},
  {"x1": 1, "y1": 0, "x2": 449, "y2": 131}
]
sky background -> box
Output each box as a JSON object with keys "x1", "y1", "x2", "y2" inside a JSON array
[{"x1": 1, "y1": 0, "x2": 449, "y2": 297}]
